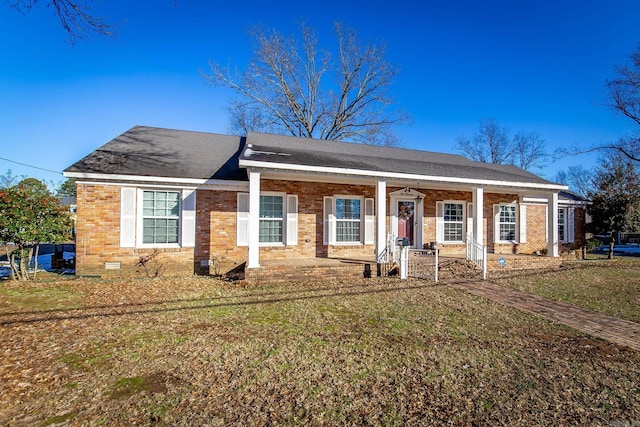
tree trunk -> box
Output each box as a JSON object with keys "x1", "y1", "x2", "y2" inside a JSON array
[
  {"x1": 7, "y1": 247, "x2": 19, "y2": 280},
  {"x1": 608, "y1": 231, "x2": 616, "y2": 259},
  {"x1": 33, "y1": 244, "x2": 40, "y2": 280}
]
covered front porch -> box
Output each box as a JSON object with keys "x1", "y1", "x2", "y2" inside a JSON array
[
  {"x1": 243, "y1": 170, "x2": 565, "y2": 272},
  {"x1": 240, "y1": 252, "x2": 564, "y2": 284}
]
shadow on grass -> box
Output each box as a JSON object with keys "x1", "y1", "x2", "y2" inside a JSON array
[{"x1": 0, "y1": 281, "x2": 445, "y2": 326}]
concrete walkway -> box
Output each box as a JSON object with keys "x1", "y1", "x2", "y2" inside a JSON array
[{"x1": 447, "y1": 280, "x2": 640, "y2": 352}]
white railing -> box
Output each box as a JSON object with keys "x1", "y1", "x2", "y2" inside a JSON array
[
  {"x1": 407, "y1": 248, "x2": 438, "y2": 283},
  {"x1": 466, "y1": 233, "x2": 487, "y2": 280},
  {"x1": 378, "y1": 233, "x2": 399, "y2": 264},
  {"x1": 379, "y1": 235, "x2": 439, "y2": 282}
]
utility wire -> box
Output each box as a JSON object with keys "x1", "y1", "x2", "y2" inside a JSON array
[{"x1": 0, "y1": 156, "x2": 62, "y2": 175}]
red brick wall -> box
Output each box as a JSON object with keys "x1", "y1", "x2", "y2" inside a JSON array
[
  {"x1": 75, "y1": 180, "x2": 586, "y2": 277},
  {"x1": 75, "y1": 183, "x2": 195, "y2": 277},
  {"x1": 261, "y1": 180, "x2": 376, "y2": 260},
  {"x1": 194, "y1": 190, "x2": 248, "y2": 276},
  {"x1": 413, "y1": 190, "x2": 532, "y2": 256}
]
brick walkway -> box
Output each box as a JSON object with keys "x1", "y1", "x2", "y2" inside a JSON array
[{"x1": 447, "y1": 280, "x2": 640, "y2": 352}]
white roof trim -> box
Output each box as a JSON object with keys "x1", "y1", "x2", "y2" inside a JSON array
[
  {"x1": 240, "y1": 159, "x2": 568, "y2": 191},
  {"x1": 64, "y1": 171, "x2": 248, "y2": 189},
  {"x1": 523, "y1": 196, "x2": 589, "y2": 206}
]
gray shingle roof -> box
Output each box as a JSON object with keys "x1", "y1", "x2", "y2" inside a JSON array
[
  {"x1": 65, "y1": 126, "x2": 563, "y2": 189},
  {"x1": 242, "y1": 132, "x2": 559, "y2": 186},
  {"x1": 65, "y1": 126, "x2": 246, "y2": 181}
]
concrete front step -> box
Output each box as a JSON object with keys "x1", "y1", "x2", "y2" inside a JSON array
[
  {"x1": 243, "y1": 261, "x2": 372, "y2": 284},
  {"x1": 241, "y1": 255, "x2": 565, "y2": 284}
]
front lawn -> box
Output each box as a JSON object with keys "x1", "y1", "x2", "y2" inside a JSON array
[
  {"x1": 1, "y1": 276, "x2": 639, "y2": 426},
  {"x1": 493, "y1": 257, "x2": 640, "y2": 323}
]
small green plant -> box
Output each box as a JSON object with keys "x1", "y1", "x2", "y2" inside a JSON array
[
  {"x1": 136, "y1": 249, "x2": 168, "y2": 277},
  {"x1": 585, "y1": 237, "x2": 603, "y2": 251}
]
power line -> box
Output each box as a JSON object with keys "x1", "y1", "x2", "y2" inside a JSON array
[{"x1": 0, "y1": 157, "x2": 62, "y2": 175}]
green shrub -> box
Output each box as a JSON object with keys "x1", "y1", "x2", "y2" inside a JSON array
[{"x1": 585, "y1": 237, "x2": 603, "y2": 251}]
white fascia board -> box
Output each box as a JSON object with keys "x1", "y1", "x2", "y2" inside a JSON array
[
  {"x1": 239, "y1": 159, "x2": 569, "y2": 191},
  {"x1": 64, "y1": 171, "x2": 248, "y2": 191},
  {"x1": 523, "y1": 196, "x2": 589, "y2": 206}
]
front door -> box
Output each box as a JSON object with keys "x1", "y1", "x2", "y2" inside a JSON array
[{"x1": 397, "y1": 200, "x2": 415, "y2": 246}]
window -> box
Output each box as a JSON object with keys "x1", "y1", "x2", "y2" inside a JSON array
[
  {"x1": 443, "y1": 202, "x2": 464, "y2": 242},
  {"x1": 237, "y1": 193, "x2": 297, "y2": 247},
  {"x1": 259, "y1": 195, "x2": 284, "y2": 243},
  {"x1": 436, "y1": 201, "x2": 466, "y2": 243},
  {"x1": 558, "y1": 208, "x2": 566, "y2": 242},
  {"x1": 497, "y1": 204, "x2": 517, "y2": 241},
  {"x1": 336, "y1": 198, "x2": 361, "y2": 242},
  {"x1": 120, "y1": 188, "x2": 195, "y2": 248},
  {"x1": 323, "y1": 196, "x2": 373, "y2": 245},
  {"x1": 142, "y1": 190, "x2": 180, "y2": 244},
  {"x1": 558, "y1": 207, "x2": 574, "y2": 243}
]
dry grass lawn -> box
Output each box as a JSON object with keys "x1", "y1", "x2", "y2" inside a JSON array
[
  {"x1": 1, "y1": 274, "x2": 639, "y2": 426},
  {"x1": 494, "y1": 257, "x2": 640, "y2": 323}
]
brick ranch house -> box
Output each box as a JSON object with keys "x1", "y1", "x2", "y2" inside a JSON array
[{"x1": 63, "y1": 126, "x2": 586, "y2": 280}]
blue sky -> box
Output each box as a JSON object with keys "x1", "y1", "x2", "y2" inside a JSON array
[{"x1": 2, "y1": 0, "x2": 639, "y2": 187}]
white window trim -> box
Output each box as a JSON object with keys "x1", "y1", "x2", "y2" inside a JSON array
[
  {"x1": 439, "y1": 200, "x2": 467, "y2": 244},
  {"x1": 259, "y1": 191, "x2": 287, "y2": 247},
  {"x1": 494, "y1": 203, "x2": 519, "y2": 244},
  {"x1": 333, "y1": 195, "x2": 365, "y2": 245},
  {"x1": 136, "y1": 188, "x2": 182, "y2": 249},
  {"x1": 558, "y1": 206, "x2": 575, "y2": 243},
  {"x1": 558, "y1": 207, "x2": 567, "y2": 243}
]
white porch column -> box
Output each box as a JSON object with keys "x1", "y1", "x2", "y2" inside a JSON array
[
  {"x1": 472, "y1": 187, "x2": 484, "y2": 245},
  {"x1": 248, "y1": 170, "x2": 261, "y2": 268},
  {"x1": 376, "y1": 179, "x2": 387, "y2": 262},
  {"x1": 547, "y1": 192, "x2": 559, "y2": 257}
]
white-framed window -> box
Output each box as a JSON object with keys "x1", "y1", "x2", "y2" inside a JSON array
[
  {"x1": 120, "y1": 187, "x2": 196, "y2": 249},
  {"x1": 443, "y1": 202, "x2": 465, "y2": 242},
  {"x1": 436, "y1": 201, "x2": 467, "y2": 243},
  {"x1": 236, "y1": 192, "x2": 298, "y2": 247},
  {"x1": 142, "y1": 190, "x2": 180, "y2": 244},
  {"x1": 558, "y1": 207, "x2": 566, "y2": 242},
  {"x1": 323, "y1": 195, "x2": 374, "y2": 245},
  {"x1": 495, "y1": 204, "x2": 517, "y2": 242},
  {"x1": 335, "y1": 197, "x2": 361, "y2": 243},
  {"x1": 558, "y1": 207, "x2": 575, "y2": 243},
  {"x1": 259, "y1": 194, "x2": 284, "y2": 244}
]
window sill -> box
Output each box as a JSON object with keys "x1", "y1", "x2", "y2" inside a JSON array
[{"x1": 136, "y1": 244, "x2": 181, "y2": 250}]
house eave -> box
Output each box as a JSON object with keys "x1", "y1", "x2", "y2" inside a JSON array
[
  {"x1": 239, "y1": 159, "x2": 569, "y2": 192},
  {"x1": 523, "y1": 196, "x2": 590, "y2": 206},
  {"x1": 63, "y1": 171, "x2": 249, "y2": 191}
]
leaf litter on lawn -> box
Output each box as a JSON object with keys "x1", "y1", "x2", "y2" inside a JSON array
[{"x1": 0, "y1": 276, "x2": 639, "y2": 426}]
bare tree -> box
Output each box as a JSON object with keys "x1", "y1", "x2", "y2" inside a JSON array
[
  {"x1": 204, "y1": 23, "x2": 407, "y2": 146},
  {"x1": 456, "y1": 119, "x2": 513, "y2": 164},
  {"x1": 553, "y1": 165, "x2": 593, "y2": 198},
  {"x1": 513, "y1": 131, "x2": 548, "y2": 171},
  {"x1": 561, "y1": 45, "x2": 640, "y2": 162},
  {"x1": 456, "y1": 119, "x2": 548, "y2": 171},
  {"x1": 0, "y1": 170, "x2": 21, "y2": 189},
  {"x1": 8, "y1": 0, "x2": 113, "y2": 44},
  {"x1": 604, "y1": 45, "x2": 640, "y2": 162}
]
